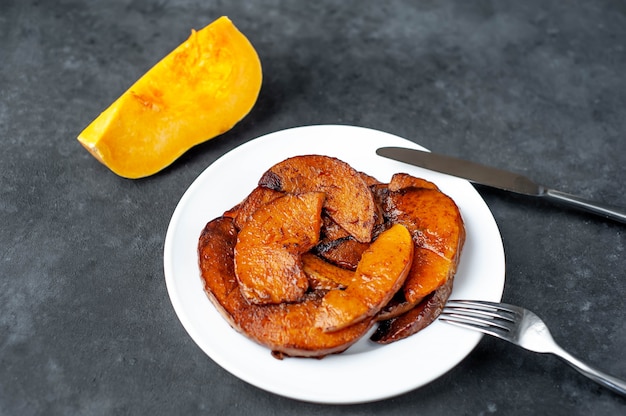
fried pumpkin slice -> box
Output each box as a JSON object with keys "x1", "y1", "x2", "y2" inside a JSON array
[
  {"x1": 228, "y1": 186, "x2": 284, "y2": 230},
  {"x1": 313, "y1": 236, "x2": 370, "y2": 271},
  {"x1": 258, "y1": 155, "x2": 377, "y2": 243},
  {"x1": 234, "y1": 192, "x2": 324, "y2": 305},
  {"x1": 375, "y1": 291, "x2": 420, "y2": 321},
  {"x1": 387, "y1": 172, "x2": 439, "y2": 192},
  {"x1": 315, "y1": 224, "x2": 414, "y2": 332},
  {"x1": 301, "y1": 252, "x2": 353, "y2": 291},
  {"x1": 199, "y1": 217, "x2": 373, "y2": 358},
  {"x1": 313, "y1": 213, "x2": 378, "y2": 270},
  {"x1": 371, "y1": 276, "x2": 454, "y2": 344},
  {"x1": 383, "y1": 187, "x2": 465, "y2": 303}
]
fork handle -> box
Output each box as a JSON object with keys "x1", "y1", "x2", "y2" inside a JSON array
[{"x1": 551, "y1": 344, "x2": 626, "y2": 396}]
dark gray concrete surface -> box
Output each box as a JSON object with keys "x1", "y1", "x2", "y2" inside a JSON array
[{"x1": 2, "y1": 0, "x2": 625, "y2": 414}]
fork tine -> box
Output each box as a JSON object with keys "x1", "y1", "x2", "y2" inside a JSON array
[
  {"x1": 445, "y1": 300, "x2": 524, "y2": 321},
  {"x1": 441, "y1": 299, "x2": 521, "y2": 338},
  {"x1": 444, "y1": 301, "x2": 514, "y2": 319},
  {"x1": 439, "y1": 315, "x2": 510, "y2": 339},
  {"x1": 445, "y1": 300, "x2": 521, "y2": 316},
  {"x1": 441, "y1": 310, "x2": 512, "y2": 331}
]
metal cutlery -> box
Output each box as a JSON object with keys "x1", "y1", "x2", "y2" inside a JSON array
[
  {"x1": 441, "y1": 300, "x2": 626, "y2": 396},
  {"x1": 377, "y1": 147, "x2": 626, "y2": 224}
]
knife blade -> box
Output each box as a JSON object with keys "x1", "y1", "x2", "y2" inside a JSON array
[{"x1": 377, "y1": 146, "x2": 626, "y2": 224}]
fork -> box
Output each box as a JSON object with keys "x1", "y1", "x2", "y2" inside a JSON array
[{"x1": 440, "y1": 300, "x2": 626, "y2": 396}]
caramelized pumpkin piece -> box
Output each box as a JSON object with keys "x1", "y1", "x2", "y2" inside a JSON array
[
  {"x1": 78, "y1": 16, "x2": 262, "y2": 178},
  {"x1": 229, "y1": 186, "x2": 284, "y2": 230},
  {"x1": 406, "y1": 248, "x2": 458, "y2": 303},
  {"x1": 375, "y1": 291, "x2": 421, "y2": 321},
  {"x1": 234, "y1": 192, "x2": 324, "y2": 305},
  {"x1": 258, "y1": 155, "x2": 377, "y2": 243},
  {"x1": 199, "y1": 217, "x2": 373, "y2": 358},
  {"x1": 313, "y1": 214, "x2": 374, "y2": 270},
  {"x1": 383, "y1": 187, "x2": 465, "y2": 303},
  {"x1": 301, "y1": 252, "x2": 354, "y2": 291},
  {"x1": 371, "y1": 277, "x2": 454, "y2": 344},
  {"x1": 319, "y1": 214, "x2": 351, "y2": 241},
  {"x1": 314, "y1": 237, "x2": 370, "y2": 270},
  {"x1": 388, "y1": 172, "x2": 439, "y2": 192},
  {"x1": 315, "y1": 224, "x2": 414, "y2": 332}
]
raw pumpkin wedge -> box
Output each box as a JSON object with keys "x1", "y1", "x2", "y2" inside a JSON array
[{"x1": 77, "y1": 16, "x2": 262, "y2": 178}]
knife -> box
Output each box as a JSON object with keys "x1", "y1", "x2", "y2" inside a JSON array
[{"x1": 377, "y1": 146, "x2": 626, "y2": 224}]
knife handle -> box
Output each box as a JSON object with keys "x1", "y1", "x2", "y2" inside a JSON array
[{"x1": 544, "y1": 189, "x2": 626, "y2": 224}]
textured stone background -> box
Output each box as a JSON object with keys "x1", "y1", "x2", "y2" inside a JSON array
[{"x1": 1, "y1": 0, "x2": 625, "y2": 414}]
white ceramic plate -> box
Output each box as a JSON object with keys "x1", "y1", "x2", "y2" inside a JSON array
[{"x1": 164, "y1": 125, "x2": 505, "y2": 404}]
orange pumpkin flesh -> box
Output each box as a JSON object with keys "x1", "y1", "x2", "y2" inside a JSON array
[
  {"x1": 77, "y1": 16, "x2": 262, "y2": 178},
  {"x1": 234, "y1": 192, "x2": 325, "y2": 305},
  {"x1": 371, "y1": 276, "x2": 455, "y2": 344},
  {"x1": 258, "y1": 155, "x2": 378, "y2": 243},
  {"x1": 382, "y1": 187, "x2": 465, "y2": 303},
  {"x1": 315, "y1": 224, "x2": 414, "y2": 332},
  {"x1": 301, "y1": 252, "x2": 353, "y2": 291}
]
